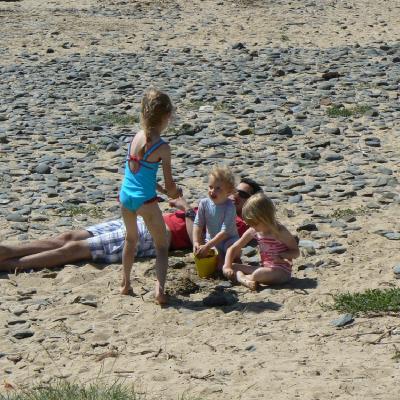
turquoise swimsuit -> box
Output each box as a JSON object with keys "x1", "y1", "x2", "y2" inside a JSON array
[{"x1": 119, "y1": 138, "x2": 166, "y2": 212}]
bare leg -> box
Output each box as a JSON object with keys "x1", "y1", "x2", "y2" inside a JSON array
[
  {"x1": 120, "y1": 206, "x2": 138, "y2": 295},
  {"x1": 0, "y1": 240, "x2": 92, "y2": 272},
  {"x1": 0, "y1": 230, "x2": 91, "y2": 262},
  {"x1": 236, "y1": 265, "x2": 290, "y2": 290},
  {"x1": 237, "y1": 271, "x2": 258, "y2": 291},
  {"x1": 140, "y1": 202, "x2": 169, "y2": 305},
  {"x1": 252, "y1": 267, "x2": 291, "y2": 285}
]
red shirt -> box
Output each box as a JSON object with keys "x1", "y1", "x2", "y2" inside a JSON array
[{"x1": 163, "y1": 210, "x2": 248, "y2": 250}]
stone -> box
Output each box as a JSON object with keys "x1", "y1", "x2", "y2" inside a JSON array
[
  {"x1": 12, "y1": 330, "x2": 34, "y2": 339},
  {"x1": 384, "y1": 232, "x2": 400, "y2": 240},
  {"x1": 297, "y1": 223, "x2": 318, "y2": 232},
  {"x1": 331, "y1": 313, "x2": 354, "y2": 327},
  {"x1": 202, "y1": 291, "x2": 237, "y2": 307}
]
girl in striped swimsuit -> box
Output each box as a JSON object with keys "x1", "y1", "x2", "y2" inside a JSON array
[{"x1": 223, "y1": 192, "x2": 300, "y2": 290}]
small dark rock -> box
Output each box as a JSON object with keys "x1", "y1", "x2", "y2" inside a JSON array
[
  {"x1": 322, "y1": 71, "x2": 340, "y2": 80},
  {"x1": 297, "y1": 222, "x2": 318, "y2": 232},
  {"x1": 12, "y1": 330, "x2": 34, "y2": 339}
]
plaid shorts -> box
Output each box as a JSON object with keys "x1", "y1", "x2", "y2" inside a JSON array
[{"x1": 86, "y1": 217, "x2": 156, "y2": 263}]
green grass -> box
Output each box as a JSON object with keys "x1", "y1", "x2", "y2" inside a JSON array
[
  {"x1": 329, "y1": 206, "x2": 368, "y2": 219},
  {"x1": 326, "y1": 105, "x2": 372, "y2": 118},
  {"x1": 76, "y1": 113, "x2": 138, "y2": 127},
  {"x1": 0, "y1": 381, "x2": 205, "y2": 400},
  {"x1": 183, "y1": 100, "x2": 205, "y2": 110},
  {"x1": 58, "y1": 205, "x2": 105, "y2": 219},
  {"x1": 280, "y1": 34, "x2": 289, "y2": 42},
  {"x1": 326, "y1": 288, "x2": 400, "y2": 316},
  {"x1": 85, "y1": 143, "x2": 101, "y2": 153},
  {"x1": 392, "y1": 346, "x2": 400, "y2": 361},
  {"x1": 0, "y1": 381, "x2": 143, "y2": 400},
  {"x1": 182, "y1": 100, "x2": 227, "y2": 111},
  {"x1": 214, "y1": 102, "x2": 229, "y2": 111}
]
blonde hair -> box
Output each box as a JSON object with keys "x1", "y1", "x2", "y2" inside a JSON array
[
  {"x1": 140, "y1": 88, "x2": 173, "y2": 152},
  {"x1": 242, "y1": 192, "x2": 280, "y2": 235},
  {"x1": 209, "y1": 166, "x2": 236, "y2": 192}
]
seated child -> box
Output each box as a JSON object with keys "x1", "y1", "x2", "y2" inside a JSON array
[
  {"x1": 223, "y1": 192, "x2": 300, "y2": 290},
  {"x1": 193, "y1": 166, "x2": 239, "y2": 268}
]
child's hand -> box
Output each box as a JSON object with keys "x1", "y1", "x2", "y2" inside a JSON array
[
  {"x1": 168, "y1": 186, "x2": 183, "y2": 200},
  {"x1": 193, "y1": 242, "x2": 201, "y2": 255},
  {"x1": 223, "y1": 266, "x2": 235, "y2": 281},
  {"x1": 195, "y1": 244, "x2": 211, "y2": 258}
]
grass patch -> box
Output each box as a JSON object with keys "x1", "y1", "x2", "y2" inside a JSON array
[
  {"x1": 326, "y1": 288, "x2": 400, "y2": 316},
  {"x1": 392, "y1": 346, "x2": 400, "y2": 361},
  {"x1": 182, "y1": 100, "x2": 228, "y2": 112},
  {"x1": 329, "y1": 206, "x2": 368, "y2": 219},
  {"x1": 183, "y1": 100, "x2": 207, "y2": 110},
  {"x1": 85, "y1": 143, "x2": 101, "y2": 153},
  {"x1": 0, "y1": 380, "x2": 143, "y2": 400},
  {"x1": 58, "y1": 205, "x2": 105, "y2": 219},
  {"x1": 214, "y1": 102, "x2": 229, "y2": 111},
  {"x1": 76, "y1": 113, "x2": 138, "y2": 127},
  {"x1": 280, "y1": 34, "x2": 289, "y2": 42},
  {"x1": 326, "y1": 105, "x2": 372, "y2": 118}
]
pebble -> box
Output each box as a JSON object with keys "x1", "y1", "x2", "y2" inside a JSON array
[
  {"x1": 331, "y1": 313, "x2": 354, "y2": 327},
  {"x1": 12, "y1": 330, "x2": 35, "y2": 339},
  {"x1": 384, "y1": 232, "x2": 400, "y2": 240}
]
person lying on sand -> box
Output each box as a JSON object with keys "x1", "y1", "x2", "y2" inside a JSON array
[
  {"x1": 0, "y1": 178, "x2": 262, "y2": 272},
  {"x1": 223, "y1": 193, "x2": 300, "y2": 291}
]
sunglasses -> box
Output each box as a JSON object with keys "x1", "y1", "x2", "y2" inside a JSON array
[{"x1": 236, "y1": 189, "x2": 251, "y2": 200}]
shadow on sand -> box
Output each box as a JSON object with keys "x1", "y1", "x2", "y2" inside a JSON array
[{"x1": 166, "y1": 276, "x2": 318, "y2": 313}]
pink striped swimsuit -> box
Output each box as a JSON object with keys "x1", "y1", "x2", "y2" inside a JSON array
[{"x1": 251, "y1": 228, "x2": 292, "y2": 276}]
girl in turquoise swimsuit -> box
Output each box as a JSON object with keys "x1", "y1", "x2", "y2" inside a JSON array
[{"x1": 119, "y1": 89, "x2": 180, "y2": 305}]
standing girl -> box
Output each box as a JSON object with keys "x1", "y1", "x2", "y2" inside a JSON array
[
  {"x1": 119, "y1": 89, "x2": 180, "y2": 304},
  {"x1": 223, "y1": 192, "x2": 299, "y2": 290}
]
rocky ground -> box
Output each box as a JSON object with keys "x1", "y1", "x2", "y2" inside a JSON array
[{"x1": 0, "y1": 0, "x2": 399, "y2": 399}]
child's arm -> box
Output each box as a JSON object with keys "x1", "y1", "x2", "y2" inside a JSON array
[
  {"x1": 160, "y1": 144, "x2": 180, "y2": 199},
  {"x1": 196, "y1": 231, "x2": 229, "y2": 257},
  {"x1": 193, "y1": 225, "x2": 203, "y2": 254},
  {"x1": 223, "y1": 228, "x2": 254, "y2": 279},
  {"x1": 193, "y1": 200, "x2": 205, "y2": 254},
  {"x1": 156, "y1": 183, "x2": 167, "y2": 195},
  {"x1": 274, "y1": 225, "x2": 300, "y2": 263},
  {"x1": 198, "y1": 201, "x2": 236, "y2": 255}
]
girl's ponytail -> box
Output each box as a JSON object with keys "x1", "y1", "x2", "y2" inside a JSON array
[{"x1": 139, "y1": 89, "x2": 173, "y2": 157}]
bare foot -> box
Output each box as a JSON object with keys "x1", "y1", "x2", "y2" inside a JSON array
[
  {"x1": 237, "y1": 271, "x2": 257, "y2": 291},
  {"x1": 120, "y1": 285, "x2": 133, "y2": 295},
  {"x1": 0, "y1": 245, "x2": 9, "y2": 262},
  {"x1": 0, "y1": 258, "x2": 18, "y2": 272},
  {"x1": 155, "y1": 292, "x2": 168, "y2": 306},
  {"x1": 155, "y1": 283, "x2": 168, "y2": 306}
]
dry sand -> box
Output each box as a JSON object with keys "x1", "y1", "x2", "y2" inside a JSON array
[{"x1": 0, "y1": 1, "x2": 400, "y2": 399}]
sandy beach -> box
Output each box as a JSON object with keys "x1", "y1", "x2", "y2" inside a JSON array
[{"x1": 0, "y1": 0, "x2": 399, "y2": 399}]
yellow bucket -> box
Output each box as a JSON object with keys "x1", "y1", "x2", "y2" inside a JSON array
[{"x1": 194, "y1": 248, "x2": 218, "y2": 278}]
